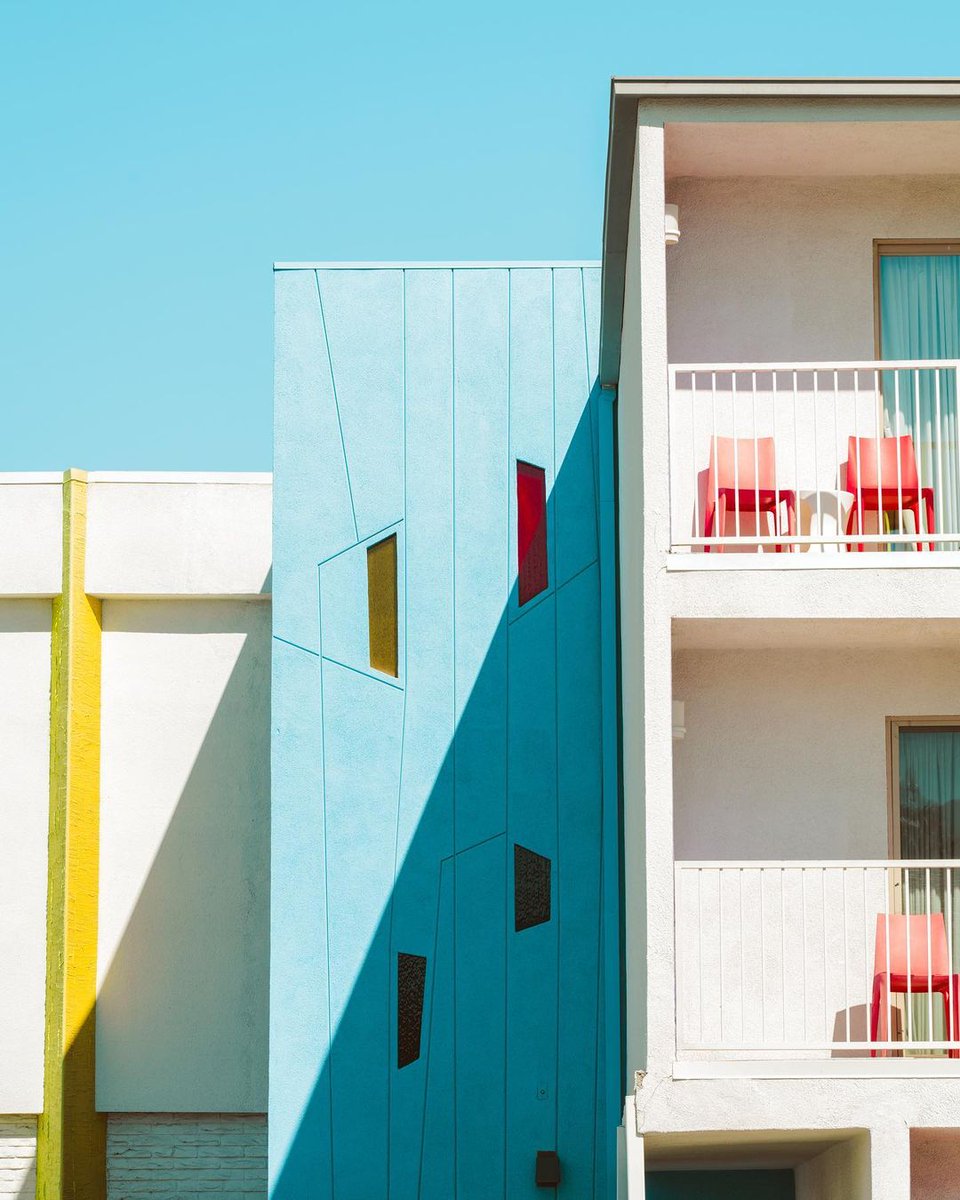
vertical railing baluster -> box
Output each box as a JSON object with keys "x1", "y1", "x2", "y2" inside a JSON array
[
  {"x1": 793, "y1": 371, "x2": 801, "y2": 549},
  {"x1": 822, "y1": 868, "x2": 829, "y2": 1043},
  {"x1": 914, "y1": 367, "x2": 923, "y2": 545},
  {"x1": 752, "y1": 373, "x2": 761, "y2": 551},
  {"x1": 953, "y1": 366, "x2": 960, "y2": 544},
  {"x1": 711, "y1": 372, "x2": 720, "y2": 550},
  {"x1": 718, "y1": 868, "x2": 724, "y2": 1047},
  {"x1": 812, "y1": 371, "x2": 822, "y2": 536},
  {"x1": 875, "y1": 370, "x2": 883, "y2": 549},
  {"x1": 834, "y1": 369, "x2": 842, "y2": 553},
  {"x1": 853, "y1": 370, "x2": 863, "y2": 551},
  {"x1": 885, "y1": 866, "x2": 893, "y2": 1055},
  {"x1": 949, "y1": 867, "x2": 955, "y2": 1055},
  {"x1": 906, "y1": 867, "x2": 913, "y2": 1047},
  {"x1": 781, "y1": 867, "x2": 787, "y2": 1046},
  {"x1": 801, "y1": 867, "x2": 807, "y2": 1047},
  {"x1": 739, "y1": 866, "x2": 745, "y2": 1043},
  {"x1": 732, "y1": 373, "x2": 741, "y2": 540},
  {"x1": 894, "y1": 372, "x2": 904, "y2": 545},
  {"x1": 842, "y1": 866, "x2": 850, "y2": 1046},
  {"x1": 935, "y1": 369, "x2": 945, "y2": 543},
  {"x1": 759, "y1": 867, "x2": 766, "y2": 1047},
  {"x1": 698, "y1": 867, "x2": 704, "y2": 1047},
  {"x1": 926, "y1": 867, "x2": 934, "y2": 1047},
  {"x1": 691, "y1": 373, "x2": 700, "y2": 551},
  {"x1": 863, "y1": 867, "x2": 871, "y2": 1058},
  {"x1": 772, "y1": 373, "x2": 780, "y2": 549}
]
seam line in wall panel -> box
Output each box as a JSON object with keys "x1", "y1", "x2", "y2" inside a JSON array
[
  {"x1": 582, "y1": 269, "x2": 602, "y2": 565},
  {"x1": 315, "y1": 271, "x2": 360, "y2": 542},
  {"x1": 385, "y1": 269, "x2": 409, "y2": 1199},
  {"x1": 316, "y1": 571, "x2": 336, "y2": 1198},
  {"x1": 503, "y1": 267, "x2": 511, "y2": 1200},
  {"x1": 583, "y1": 267, "x2": 601, "y2": 1200},
  {"x1": 551, "y1": 269, "x2": 561, "y2": 1152},
  {"x1": 321, "y1": 655, "x2": 404, "y2": 691},
  {"x1": 273, "y1": 634, "x2": 320, "y2": 658},
  {"x1": 318, "y1": 519, "x2": 404, "y2": 569},
  {"x1": 450, "y1": 268, "x2": 458, "y2": 1200}
]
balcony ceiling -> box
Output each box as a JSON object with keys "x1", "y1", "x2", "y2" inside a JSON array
[
  {"x1": 672, "y1": 617, "x2": 960, "y2": 652},
  {"x1": 644, "y1": 1129, "x2": 855, "y2": 1170},
  {"x1": 665, "y1": 121, "x2": 960, "y2": 178}
]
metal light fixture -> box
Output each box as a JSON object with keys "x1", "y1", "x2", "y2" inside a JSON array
[{"x1": 664, "y1": 203, "x2": 681, "y2": 246}]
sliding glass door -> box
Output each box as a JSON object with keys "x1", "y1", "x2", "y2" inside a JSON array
[
  {"x1": 895, "y1": 722, "x2": 960, "y2": 1047},
  {"x1": 879, "y1": 248, "x2": 960, "y2": 545}
]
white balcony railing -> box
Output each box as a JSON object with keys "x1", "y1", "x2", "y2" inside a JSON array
[
  {"x1": 669, "y1": 361, "x2": 960, "y2": 553},
  {"x1": 675, "y1": 861, "x2": 960, "y2": 1058}
]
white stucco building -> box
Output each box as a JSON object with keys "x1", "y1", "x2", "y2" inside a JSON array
[
  {"x1": 606, "y1": 79, "x2": 960, "y2": 1199},
  {"x1": 0, "y1": 472, "x2": 271, "y2": 1199}
]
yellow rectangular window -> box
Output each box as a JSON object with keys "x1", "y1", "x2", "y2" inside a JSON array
[{"x1": 367, "y1": 533, "x2": 398, "y2": 677}]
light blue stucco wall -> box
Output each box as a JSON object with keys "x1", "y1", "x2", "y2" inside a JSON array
[{"x1": 271, "y1": 265, "x2": 619, "y2": 1198}]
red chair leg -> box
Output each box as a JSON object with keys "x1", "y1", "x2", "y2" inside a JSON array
[
  {"x1": 703, "y1": 500, "x2": 715, "y2": 553},
  {"x1": 846, "y1": 500, "x2": 863, "y2": 553},
  {"x1": 870, "y1": 974, "x2": 887, "y2": 1058},
  {"x1": 909, "y1": 500, "x2": 924, "y2": 553},
  {"x1": 784, "y1": 494, "x2": 797, "y2": 552},
  {"x1": 924, "y1": 488, "x2": 936, "y2": 552},
  {"x1": 715, "y1": 493, "x2": 727, "y2": 554}
]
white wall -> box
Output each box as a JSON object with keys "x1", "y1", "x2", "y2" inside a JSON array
[
  {"x1": 0, "y1": 480, "x2": 61, "y2": 597},
  {"x1": 96, "y1": 598, "x2": 270, "y2": 1112},
  {"x1": 673, "y1": 645, "x2": 960, "y2": 861},
  {"x1": 0, "y1": 1118, "x2": 37, "y2": 1198},
  {"x1": 106, "y1": 1115, "x2": 266, "y2": 1199},
  {"x1": 0, "y1": 601, "x2": 50, "y2": 1113},
  {"x1": 666, "y1": 175, "x2": 960, "y2": 365},
  {"x1": 86, "y1": 476, "x2": 271, "y2": 597},
  {"x1": 664, "y1": 176, "x2": 960, "y2": 547}
]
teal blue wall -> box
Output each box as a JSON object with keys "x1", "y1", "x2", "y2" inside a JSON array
[
  {"x1": 646, "y1": 1170, "x2": 796, "y2": 1199},
  {"x1": 271, "y1": 265, "x2": 618, "y2": 1198}
]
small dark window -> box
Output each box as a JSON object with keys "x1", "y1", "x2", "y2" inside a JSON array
[
  {"x1": 514, "y1": 844, "x2": 551, "y2": 931},
  {"x1": 397, "y1": 952, "x2": 426, "y2": 1068}
]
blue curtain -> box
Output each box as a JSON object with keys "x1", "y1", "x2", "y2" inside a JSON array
[
  {"x1": 880, "y1": 255, "x2": 960, "y2": 543},
  {"x1": 898, "y1": 727, "x2": 960, "y2": 1045}
]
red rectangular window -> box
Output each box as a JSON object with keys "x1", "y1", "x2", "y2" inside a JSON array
[{"x1": 517, "y1": 461, "x2": 547, "y2": 605}]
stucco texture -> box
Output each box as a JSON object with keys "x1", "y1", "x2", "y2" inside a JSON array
[
  {"x1": 666, "y1": 175, "x2": 960, "y2": 365},
  {"x1": 673, "y1": 644, "x2": 960, "y2": 861},
  {"x1": 271, "y1": 265, "x2": 616, "y2": 1198}
]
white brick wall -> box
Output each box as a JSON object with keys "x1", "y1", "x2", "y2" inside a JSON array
[
  {"x1": 0, "y1": 1117, "x2": 36, "y2": 1198},
  {"x1": 107, "y1": 1114, "x2": 266, "y2": 1199}
]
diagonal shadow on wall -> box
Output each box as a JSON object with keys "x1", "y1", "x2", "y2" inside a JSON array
[
  {"x1": 270, "y1": 393, "x2": 620, "y2": 1200},
  {"x1": 28, "y1": 598, "x2": 272, "y2": 1198}
]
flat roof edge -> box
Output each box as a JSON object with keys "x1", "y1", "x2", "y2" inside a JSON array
[
  {"x1": 612, "y1": 77, "x2": 960, "y2": 98},
  {"x1": 274, "y1": 260, "x2": 602, "y2": 271},
  {"x1": 87, "y1": 472, "x2": 273, "y2": 484}
]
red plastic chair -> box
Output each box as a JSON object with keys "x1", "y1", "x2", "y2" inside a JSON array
[
  {"x1": 703, "y1": 436, "x2": 796, "y2": 552},
  {"x1": 844, "y1": 435, "x2": 935, "y2": 552},
  {"x1": 870, "y1": 913, "x2": 960, "y2": 1058}
]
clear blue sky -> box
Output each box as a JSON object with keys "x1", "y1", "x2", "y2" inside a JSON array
[{"x1": 4, "y1": 0, "x2": 960, "y2": 469}]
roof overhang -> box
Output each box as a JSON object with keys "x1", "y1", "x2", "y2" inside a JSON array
[{"x1": 599, "y1": 78, "x2": 960, "y2": 388}]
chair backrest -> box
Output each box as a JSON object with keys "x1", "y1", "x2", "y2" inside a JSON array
[
  {"x1": 707, "y1": 436, "x2": 778, "y2": 494},
  {"x1": 874, "y1": 912, "x2": 950, "y2": 979},
  {"x1": 846, "y1": 435, "x2": 920, "y2": 494}
]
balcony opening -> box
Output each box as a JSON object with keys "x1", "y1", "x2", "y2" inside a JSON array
[{"x1": 671, "y1": 624, "x2": 960, "y2": 1064}]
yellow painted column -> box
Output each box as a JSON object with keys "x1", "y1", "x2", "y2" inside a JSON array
[{"x1": 37, "y1": 470, "x2": 107, "y2": 1200}]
